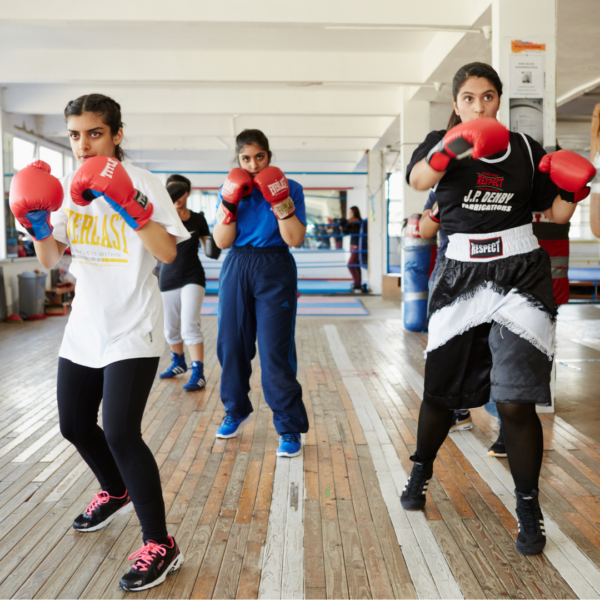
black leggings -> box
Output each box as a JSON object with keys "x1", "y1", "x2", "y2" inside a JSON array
[
  {"x1": 416, "y1": 401, "x2": 543, "y2": 494},
  {"x1": 57, "y1": 357, "x2": 168, "y2": 542}
]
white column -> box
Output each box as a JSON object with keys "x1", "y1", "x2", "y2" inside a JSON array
[
  {"x1": 367, "y1": 149, "x2": 386, "y2": 294},
  {"x1": 400, "y1": 90, "x2": 431, "y2": 219},
  {"x1": 492, "y1": 0, "x2": 557, "y2": 150},
  {"x1": 493, "y1": 0, "x2": 557, "y2": 413}
]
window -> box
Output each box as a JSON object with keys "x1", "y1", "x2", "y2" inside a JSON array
[
  {"x1": 387, "y1": 172, "x2": 404, "y2": 272},
  {"x1": 13, "y1": 137, "x2": 35, "y2": 171},
  {"x1": 39, "y1": 146, "x2": 64, "y2": 178},
  {"x1": 387, "y1": 173, "x2": 403, "y2": 237},
  {"x1": 187, "y1": 190, "x2": 219, "y2": 226},
  {"x1": 569, "y1": 198, "x2": 594, "y2": 240}
]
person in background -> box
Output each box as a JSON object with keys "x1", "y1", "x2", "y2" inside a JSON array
[
  {"x1": 158, "y1": 174, "x2": 211, "y2": 391},
  {"x1": 484, "y1": 208, "x2": 571, "y2": 459},
  {"x1": 16, "y1": 232, "x2": 27, "y2": 257},
  {"x1": 212, "y1": 129, "x2": 309, "y2": 458},
  {"x1": 420, "y1": 192, "x2": 473, "y2": 433},
  {"x1": 344, "y1": 205, "x2": 364, "y2": 293}
]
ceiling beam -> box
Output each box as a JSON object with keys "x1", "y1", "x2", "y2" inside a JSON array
[
  {"x1": 3, "y1": 84, "x2": 401, "y2": 116},
  {"x1": 0, "y1": 48, "x2": 423, "y2": 85},
  {"x1": 0, "y1": 2, "x2": 478, "y2": 26},
  {"x1": 116, "y1": 136, "x2": 381, "y2": 151},
  {"x1": 40, "y1": 114, "x2": 397, "y2": 139}
]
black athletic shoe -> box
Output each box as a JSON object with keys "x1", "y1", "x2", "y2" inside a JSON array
[
  {"x1": 401, "y1": 455, "x2": 434, "y2": 511},
  {"x1": 488, "y1": 426, "x2": 507, "y2": 457},
  {"x1": 119, "y1": 536, "x2": 184, "y2": 592},
  {"x1": 516, "y1": 489, "x2": 546, "y2": 555},
  {"x1": 449, "y1": 410, "x2": 473, "y2": 432},
  {"x1": 72, "y1": 490, "x2": 132, "y2": 532}
]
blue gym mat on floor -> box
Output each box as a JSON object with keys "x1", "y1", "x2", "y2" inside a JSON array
[
  {"x1": 201, "y1": 296, "x2": 368, "y2": 316},
  {"x1": 205, "y1": 279, "x2": 356, "y2": 295}
]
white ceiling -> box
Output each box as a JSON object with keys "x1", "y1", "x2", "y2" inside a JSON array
[{"x1": 1, "y1": 0, "x2": 599, "y2": 173}]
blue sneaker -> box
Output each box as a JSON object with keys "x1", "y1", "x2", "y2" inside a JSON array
[
  {"x1": 216, "y1": 414, "x2": 251, "y2": 439},
  {"x1": 159, "y1": 351, "x2": 187, "y2": 379},
  {"x1": 182, "y1": 361, "x2": 205, "y2": 391},
  {"x1": 277, "y1": 433, "x2": 302, "y2": 457}
]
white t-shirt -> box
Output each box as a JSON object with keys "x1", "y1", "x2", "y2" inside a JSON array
[{"x1": 51, "y1": 161, "x2": 190, "y2": 368}]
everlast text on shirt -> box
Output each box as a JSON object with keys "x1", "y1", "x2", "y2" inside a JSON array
[{"x1": 469, "y1": 237, "x2": 503, "y2": 259}]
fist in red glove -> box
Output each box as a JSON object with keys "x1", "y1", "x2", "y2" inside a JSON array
[
  {"x1": 217, "y1": 168, "x2": 253, "y2": 225},
  {"x1": 538, "y1": 150, "x2": 597, "y2": 203},
  {"x1": 254, "y1": 166, "x2": 295, "y2": 220},
  {"x1": 9, "y1": 161, "x2": 64, "y2": 241},
  {"x1": 71, "y1": 156, "x2": 153, "y2": 230},
  {"x1": 427, "y1": 117, "x2": 509, "y2": 172}
]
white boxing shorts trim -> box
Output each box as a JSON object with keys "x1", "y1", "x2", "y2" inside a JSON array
[
  {"x1": 426, "y1": 282, "x2": 556, "y2": 360},
  {"x1": 446, "y1": 223, "x2": 539, "y2": 263}
]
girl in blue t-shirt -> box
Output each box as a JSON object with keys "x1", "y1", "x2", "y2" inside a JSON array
[{"x1": 212, "y1": 129, "x2": 309, "y2": 457}]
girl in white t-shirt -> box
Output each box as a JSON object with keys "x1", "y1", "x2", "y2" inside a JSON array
[{"x1": 9, "y1": 94, "x2": 189, "y2": 592}]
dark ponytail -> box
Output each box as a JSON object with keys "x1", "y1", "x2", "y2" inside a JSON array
[
  {"x1": 234, "y1": 129, "x2": 272, "y2": 165},
  {"x1": 64, "y1": 94, "x2": 125, "y2": 162},
  {"x1": 447, "y1": 111, "x2": 462, "y2": 130},
  {"x1": 447, "y1": 62, "x2": 503, "y2": 131}
]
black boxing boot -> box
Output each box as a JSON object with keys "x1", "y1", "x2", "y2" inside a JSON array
[
  {"x1": 515, "y1": 489, "x2": 546, "y2": 555},
  {"x1": 401, "y1": 454, "x2": 434, "y2": 511}
]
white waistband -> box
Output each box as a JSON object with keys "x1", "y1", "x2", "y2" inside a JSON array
[{"x1": 446, "y1": 224, "x2": 539, "y2": 262}]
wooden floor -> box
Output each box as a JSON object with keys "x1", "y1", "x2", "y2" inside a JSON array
[{"x1": 2, "y1": 300, "x2": 600, "y2": 598}]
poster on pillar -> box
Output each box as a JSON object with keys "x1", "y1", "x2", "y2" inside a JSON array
[{"x1": 509, "y1": 50, "x2": 545, "y2": 145}]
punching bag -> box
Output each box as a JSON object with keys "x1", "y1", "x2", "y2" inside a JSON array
[
  {"x1": 401, "y1": 215, "x2": 436, "y2": 332},
  {"x1": 532, "y1": 212, "x2": 570, "y2": 306}
]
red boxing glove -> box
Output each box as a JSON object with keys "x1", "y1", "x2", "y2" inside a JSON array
[
  {"x1": 217, "y1": 168, "x2": 253, "y2": 225},
  {"x1": 428, "y1": 202, "x2": 440, "y2": 223},
  {"x1": 538, "y1": 150, "x2": 597, "y2": 203},
  {"x1": 9, "y1": 161, "x2": 63, "y2": 241},
  {"x1": 70, "y1": 157, "x2": 153, "y2": 230},
  {"x1": 254, "y1": 166, "x2": 295, "y2": 220},
  {"x1": 426, "y1": 117, "x2": 509, "y2": 172}
]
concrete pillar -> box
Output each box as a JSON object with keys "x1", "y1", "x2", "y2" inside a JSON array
[
  {"x1": 492, "y1": 0, "x2": 557, "y2": 150},
  {"x1": 367, "y1": 149, "x2": 386, "y2": 294},
  {"x1": 493, "y1": 0, "x2": 557, "y2": 413},
  {"x1": 401, "y1": 90, "x2": 431, "y2": 219}
]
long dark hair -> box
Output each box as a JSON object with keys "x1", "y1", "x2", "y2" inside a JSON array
[
  {"x1": 350, "y1": 206, "x2": 362, "y2": 220},
  {"x1": 234, "y1": 129, "x2": 272, "y2": 165},
  {"x1": 64, "y1": 94, "x2": 125, "y2": 161},
  {"x1": 447, "y1": 62, "x2": 503, "y2": 130}
]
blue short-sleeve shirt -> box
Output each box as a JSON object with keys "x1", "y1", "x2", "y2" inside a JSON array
[{"x1": 217, "y1": 178, "x2": 306, "y2": 248}]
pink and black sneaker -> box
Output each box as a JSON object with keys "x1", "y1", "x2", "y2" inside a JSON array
[
  {"x1": 72, "y1": 490, "x2": 132, "y2": 532},
  {"x1": 119, "y1": 536, "x2": 184, "y2": 592}
]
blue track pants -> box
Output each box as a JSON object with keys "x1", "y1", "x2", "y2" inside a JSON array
[{"x1": 217, "y1": 245, "x2": 308, "y2": 434}]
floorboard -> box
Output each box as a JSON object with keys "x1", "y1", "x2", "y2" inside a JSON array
[{"x1": 2, "y1": 300, "x2": 600, "y2": 598}]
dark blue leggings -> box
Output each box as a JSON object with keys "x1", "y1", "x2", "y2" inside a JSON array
[{"x1": 57, "y1": 356, "x2": 167, "y2": 542}]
